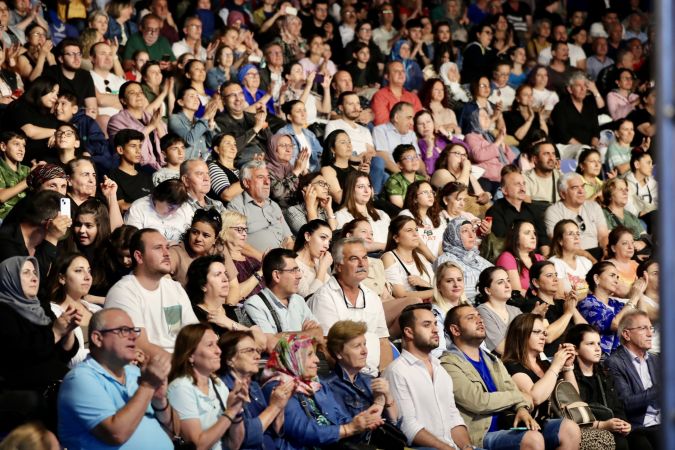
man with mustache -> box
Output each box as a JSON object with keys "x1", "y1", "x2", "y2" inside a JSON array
[
  {"x1": 440, "y1": 304, "x2": 576, "y2": 450},
  {"x1": 308, "y1": 237, "x2": 392, "y2": 376},
  {"x1": 384, "y1": 303, "x2": 473, "y2": 450},
  {"x1": 105, "y1": 228, "x2": 198, "y2": 358},
  {"x1": 486, "y1": 165, "x2": 551, "y2": 253}
]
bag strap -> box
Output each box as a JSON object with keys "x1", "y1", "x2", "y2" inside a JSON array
[
  {"x1": 390, "y1": 251, "x2": 412, "y2": 276},
  {"x1": 594, "y1": 372, "x2": 609, "y2": 407},
  {"x1": 257, "y1": 291, "x2": 283, "y2": 333},
  {"x1": 211, "y1": 378, "x2": 227, "y2": 414}
]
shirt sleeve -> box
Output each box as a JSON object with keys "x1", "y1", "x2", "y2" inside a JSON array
[
  {"x1": 495, "y1": 251, "x2": 518, "y2": 271},
  {"x1": 384, "y1": 366, "x2": 421, "y2": 444},
  {"x1": 308, "y1": 290, "x2": 339, "y2": 336},
  {"x1": 244, "y1": 296, "x2": 277, "y2": 333},
  {"x1": 167, "y1": 378, "x2": 201, "y2": 420},
  {"x1": 105, "y1": 282, "x2": 145, "y2": 328}
]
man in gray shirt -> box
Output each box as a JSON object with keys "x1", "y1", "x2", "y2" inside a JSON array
[{"x1": 226, "y1": 160, "x2": 294, "y2": 252}]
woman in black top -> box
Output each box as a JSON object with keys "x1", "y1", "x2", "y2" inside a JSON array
[
  {"x1": 503, "y1": 84, "x2": 549, "y2": 155},
  {"x1": 320, "y1": 129, "x2": 357, "y2": 206}
]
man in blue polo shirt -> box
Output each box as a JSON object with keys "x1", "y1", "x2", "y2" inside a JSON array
[{"x1": 58, "y1": 308, "x2": 174, "y2": 450}]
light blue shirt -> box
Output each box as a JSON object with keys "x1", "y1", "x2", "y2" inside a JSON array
[
  {"x1": 626, "y1": 348, "x2": 661, "y2": 427},
  {"x1": 244, "y1": 287, "x2": 317, "y2": 333},
  {"x1": 58, "y1": 356, "x2": 173, "y2": 450},
  {"x1": 372, "y1": 122, "x2": 420, "y2": 156},
  {"x1": 167, "y1": 376, "x2": 230, "y2": 450}
]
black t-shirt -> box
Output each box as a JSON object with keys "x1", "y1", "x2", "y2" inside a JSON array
[
  {"x1": 43, "y1": 66, "x2": 96, "y2": 107},
  {"x1": 626, "y1": 107, "x2": 655, "y2": 148},
  {"x1": 504, "y1": 360, "x2": 551, "y2": 420},
  {"x1": 504, "y1": 110, "x2": 543, "y2": 150},
  {"x1": 7, "y1": 99, "x2": 61, "y2": 163},
  {"x1": 107, "y1": 167, "x2": 153, "y2": 204}
]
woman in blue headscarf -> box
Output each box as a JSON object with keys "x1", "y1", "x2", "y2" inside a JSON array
[{"x1": 389, "y1": 39, "x2": 424, "y2": 93}]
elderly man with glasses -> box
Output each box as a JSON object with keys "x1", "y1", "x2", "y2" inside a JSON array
[
  {"x1": 122, "y1": 13, "x2": 175, "y2": 72},
  {"x1": 58, "y1": 308, "x2": 175, "y2": 450},
  {"x1": 308, "y1": 237, "x2": 392, "y2": 376}
]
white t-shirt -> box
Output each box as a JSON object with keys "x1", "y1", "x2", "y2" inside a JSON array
[
  {"x1": 399, "y1": 209, "x2": 445, "y2": 256},
  {"x1": 532, "y1": 88, "x2": 560, "y2": 112},
  {"x1": 335, "y1": 208, "x2": 390, "y2": 244},
  {"x1": 51, "y1": 301, "x2": 102, "y2": 367},
  {"x1": 105, "y1": 275, "x2": 198, "y2": 352},
  {"x1": 125, "y1": 195, "x2": 194, "y2": 244},
  {"x1": 90, "y1": 71, "x2": 126, "y2": 117},
  {"x1": 538, "y1": 43, "x2": 587, "y2": 67},
  {"x1": 308, "y1": 277, "x2": 389, "y2": 376},
  {"x1": 324, "y1": 119, "x2": 374, "y2": 156},
  {"x1": 549, "y1": 255, "x2": 593, "y2": 294}
]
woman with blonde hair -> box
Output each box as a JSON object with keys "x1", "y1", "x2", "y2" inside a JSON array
[
  {"x1": 0, "y1": 422, "x2": 60, "y2": 450},
  {"x1": 431, "y1": 261, "x2": 469, "y2": 357},
  {"x1": 220, "y1": 210, "x2": 265, "y2": 301}
]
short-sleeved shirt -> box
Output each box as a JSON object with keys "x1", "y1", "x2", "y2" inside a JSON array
[
  {"x1": 308, "y1": 277, "x2": 389, "y2": 376},
  {"x1": 167, "y1": 376, "x2": 229, "y2": 450},
  {"x1": 524, "y1": 169, "x2": 561, "y2": 204},
  {"x1": 244, "y1": 287, "x2": 317, "y2": 333},
  {"x1": 58, "y1": 356, "x2": 173, "y2": 450},
  {"x1": 372, "y1": 122, "x2": 420, "y2": 156},
  {"x1": 495, "y1": 251, "x2": 545, "y2": 292},
  {"x1": 324, "y1": 119, "x2": 374, "y2": 156},
  {"x1": 43, "y1": 66, "x2": 96, "y2": 107},
  {"x1": 123, "y1": 32, "x2": 176, "y2": 62},
  {"x1": 108, "y1": 168, "x2": 154, "y2": 204},
  {"x1": 476, "y1": 303, "x2": 522, "y2": 352},
  {"x1": 125, "y1": 195, "x2": 194, "y2": 244},
  {"x1": 399, "y1": 209, "x2": 446, "y2": 256},
  {"x1": 226, "y1": 192, "x2": 292, "y2": 253},
  {"x1": 544, "y1": 201, "x2": 607, "y2": 250},
  {"x1": 105, "y1": 274, "x2": 199, "y2": 352},
  {"x1": 606, "y1": 142, "x2": 632, "y2": 171},
  {"x1": 384, "y1": 172, "x2": 426, "y2": 199},
  {"x1": 0, "y1": 159, "x2": 29, "y2": 219},
  {"x1": 577, "y1": 294, "x2": 625, "y2": 354}
]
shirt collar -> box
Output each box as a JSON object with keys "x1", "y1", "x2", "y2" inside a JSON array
[
  {"x1": 625, "y1": 346, "x2": 649, "y2": 362},
  {"x1": 400, "y1": 349, "x2": 439, "y2": 368}
]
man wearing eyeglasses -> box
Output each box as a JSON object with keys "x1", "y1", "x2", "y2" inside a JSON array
[
  {"x1": 122, "y1": 14, "x2": 176, "y2": 72},
  {"x1": 244, "y1": 248, "x2": 323, "y2": 345},
  {"x1": 308, "y1": 237, "x2": 392, "y2": 376},
  {"x1": 89, "y1": 41, "x2": 126, "y2": 130},
  {"x1": 58, "y1": 308, "x2": 174, "y2": 450},
  {"x1": 605, "y1": 311, "x2": 660, "y2": 449},
  {"x1": 441, "y1": 304, "x2": 581, "y2": 450},
  {"x1": 544, "y1": 172, "x2": 608, "y2": 260},
  {"x1": 43, "y1": 38, "x2": 98, "y2": 119}
]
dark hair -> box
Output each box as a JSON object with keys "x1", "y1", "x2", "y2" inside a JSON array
[
  {"x1": 185, "y1": 254, "x2": 224, "y2": 306},
  {"x1": 281, "y1": 99, "x2": 303, "y2": 118},
  {"x1": 262, "y1": 248, "x2": 297, "y2": 286},
  {"x1": 57, "y1": 90, "x2": 78, "y2": 105},
  {"x1": 293, "y1": 219, "x2": 331, "y2": 252},
  {"x1": 636, "y1": 258, "x2": 656, "y2": 279},
  {"x1": 389, "y1": 101, "x2": 413, "y2": 122},
  {"x1": 21, "y1": 189, "x2": 61, "y2": 225},
  {"x1": 114, "y1": 128, "x2": 145, "y2": 149},
  {"x1": 160, "y1": 132, "x2": 186, "y2": 152},
  {"x1": 23, "y1": 76, "x2": 58, "y2": 110},
  {"x1": 469, "y1": 75, "x2": 490, "y2": 98},
  {"x1": 502, "y1": 313, "x2": 546, "y2": 371},
  {"x1": 502, "y1": 220, "x2": 538, "y2": 276},
  {"x1": 585, "y1": 261, "x2": 616, "y2": 292},
  {"x1": 575, "y1": 148, "x2": 602, "y2": 175},
  {"x1": 438, "y1": 181, "x2": 468, "y2": 209},
  {"x1": 218, "y1": 330, "x2": 256, "y2": 373},
  {"x1": 184, "y1": 59, "x2": 205, "y2": 81},
  {"x1": 337, "y1": 90, "x2": 358, "y2": 108},
  {"x1": 630, "y1": 149, "x2": 650, "y2": 172},
  {"x1": 128, "y1": 228, "x2": 161, "y2": 268},
  {"x1": 564, "y1": 323, "x2": 600, "y2": 350},
  {"x1": 341, "y1": 171, "x2": 380, "y2": 221},
  {"x1": 420, "y1": 78, "x2": 450, "y2": 109},
  {"x1": 169, "y1": 323, "x2": 219, "y2": 384},
  {"x1": 56, "y1": 122, "x2": 80, "y2": 141},
  {"x1": 606, "y1": 225, "x2": 634, "y2": 259},
  {"x1": 549, "y1": 219, "x2": 578, "y2": 258},
  {"x1": 118, "y1": 80, "x2": 143, "y2": 103},
  {"x1": 140, "y1": 60, "x2": 161, "y2": 80},
  {"x1": 212, "y1": 132, "x2": 236, "y2": 151},
  {"x1": 526, "y1": 64, "x2": 548, "y2": 87},
  {"x1": 403, "y1": 180, "x2": 442, "y2": 228},
  {"x1": 181, "y1": 208, "x2": 223, "y2": 253},
  {"x1": 398, "y1": 303, "x2": 433, "y2": 338},
  {"x1": 434, "y1": 143, "x2": 468, "y2": 172},
  {"x1": 412, "y1": 109, "x2": 436, "y2": 139},
  {"x1": 0, "y1": 130, "x2": 26, "y2": 144},
  {"x1": 475, "y1": 266, "x2": 507, "y2": 304},
  {"x1": 102, "y1": 224, "x2": 138, "y2": 275},
  {"x1": 296, "y1": 172, "x2": 323, "y2": 202},
  {"x1": 527, "y1": 260, "x2": 555, "y2": 295},
  {"x1": 431, "y1": 42, "x2": 454, "y2": 73},
  {"x1": 384, "y1": 215, "x2": 430, "y2": 279},
  {"x1": 151, "y1": 179, "x2": 188, "y2": 205},
  {"x1": 47, "y1": 252, "x2": 89, "y2": 305},
  {"x1": 340, "y1": 218, "x2": 370, "y2": 238},
  {"x1": 392, "y1": 143, "x2": 417, "y2": 163},
  {"x1": 56, "y1": 38, "x2": 81, "y2": 57},
  {"x1": 75, "y1": 198, "x2": 111, "y2": 250},
  {"x1": 321, "y1": 129, "x2": 349, "y2": 167},
  {"x1": 444, "y1": 303, "x2": 474, "y2": 341}
]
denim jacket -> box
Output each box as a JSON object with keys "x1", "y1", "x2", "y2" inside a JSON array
[
  {"x1": 262, "y1": 379, "x2": 351, "y2": 450},
  {"x1": 275, "y1": 125, "x2": 323, "y2": 173},
  {"x1": 168, "y1": 111, "x2": 217, "y2": 160}
]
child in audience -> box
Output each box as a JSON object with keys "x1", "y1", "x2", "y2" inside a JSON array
[
  {"x1": 107, "y1": 129, "x2": 154, "y2": 214},
  {"x1": 53, "y1": 123, "x2": 85, "y2": 167},
  {"x1": 0, "y1": 132, "x2": 31, "y2": 220},
  {"x1": 152, "y1": 134, "x2": 186, "y2": 186},
  {"x1": 383, "y1": 144, "x2": 426, "y2": 209}
]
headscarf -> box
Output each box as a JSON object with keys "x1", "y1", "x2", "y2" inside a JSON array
[
  {"x1": 390, "y1": 39, "x2": 414, "y2": 71},
  {"x1": 466, "y1": 107, "x2": 510, "y2": 165},
  {"x1": 440, "y1": 217, "x2": 492, "y2": 272},
  {"x1": 237, "y1": 63, "x2": 258, "y2": 85},
  {"x1": 261, "y1": 334, "x2": 322, "y2": 395},
  {"x1": 265, "y1": 133, "x2": 294, "y2": 180},
  {"x1": 0, "y1": 256, "x2": 51, "y2": 326},
  {"x1": 439, "y1": 62, "x2": 470, "y2": 103},
  {"x1": 26, "y1": 164, "x2": 67, "y2": 191}
]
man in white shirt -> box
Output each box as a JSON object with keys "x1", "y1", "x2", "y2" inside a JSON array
[
  {"x1": 537, "y1": 24, "x2": 586, "y2": 69},
  {"x1": 171, "y1": 16, "x2": 207, "y2": 60},
  {"x1": 488, "y1": 61, "x2": 516, "y2": 110},
  {"x1": 384, "y1": 303, "x2": 473, "y2": 450},
  {"x1": 105, "y1": 229, "x2": 198, "y2": 357},
  {"x1": 524, "y1": 140, "x2": 562, "y2": 205},
  {"x1": 309, "y1": 237, "x2": 392, "y2": 376},
  {"x1": 325, "y1": 91, "x2": 376, "y2": 162},
  {"x1": 89, "y1": 42, "x2": 126, "y2": 131}
]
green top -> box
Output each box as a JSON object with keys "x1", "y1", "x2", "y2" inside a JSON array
[
  {"x1": 0, "y1": 158, "x2": 29, "y2": 219},
  {"x1": 384, "y1": 172, "x2": 426, "y2": 198},
  {"x1": 123, "y1": 33, "x2": 176, "y2": 62},
  {"x1": 602, "y1": 207, "x2": 645, "y2": 240}
]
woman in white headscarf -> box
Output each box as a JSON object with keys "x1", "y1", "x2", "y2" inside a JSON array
[{"x1": 439, "y1": 61, "x2": 470, "y2": 103}]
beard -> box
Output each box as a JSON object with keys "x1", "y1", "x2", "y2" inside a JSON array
[{"x1": 413, "y1": 333, "x2": 439, "y2": 353}]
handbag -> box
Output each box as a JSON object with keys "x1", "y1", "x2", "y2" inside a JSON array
[
  {"x1": 548, "y1": 380, "x2": 596, "y2": 427},
  {"x1": 367, "y1": 420, "x2": 407, "y2": 450}
]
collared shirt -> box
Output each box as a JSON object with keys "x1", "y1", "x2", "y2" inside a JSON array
[
  {"x1": 186, "y1": 193, "x2": 225, "y2": 216},
  {"x1": 370, "y1": 86, "x2": 423, "y2": 126},
  {"x1": 226, "y1": 191, "x2": 292, "y2": 252},
  {"x1": 124, "y1": 195, "x2": 193, "y2": 244},
  {"x1": 0, "y1": 158, "x2": 29, "y2": 219},
  {"x1": 244, "y1": 287, "x2": 317, "y2": 333},
  {"x1": 324, "y1": 119, "x2": 374, "y2": 156},
  {"x1": 372, "y1": 122, "x2": 420, "y2": 156},
  {"x1": 58, "y1": 356, "x2": 173, "y2": 450},
  {"x1": 384, "y1": 349, "x2": 465, "y2": 446},
  {"x1": 625, "y1": 347, "x2": 661, "y2": 427},
  {"x1": 486, "y1": 198, "x2": 550, "y2": 245},
  {"x1": 308, "y1": 277, "x2": 389, "y2": 376}
]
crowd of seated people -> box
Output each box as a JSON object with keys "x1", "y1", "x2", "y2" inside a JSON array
[{"x1": 0, "y1": 0, "x2": 661, "y2": 449}]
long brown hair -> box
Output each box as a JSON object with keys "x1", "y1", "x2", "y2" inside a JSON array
[
  {"x1": 384, "y1": 215, "x2": 430, "y2": 279},
  {"x1": 403, "y1": 180, "x2": 442, "y2": 228},
  {"x1": 502, "y1": 313, "x2": 546, "y2": 372},
  {"x1": 549, "y1": 219, "x2": 577, "y2": 258},
  {"x1": 341, "y1": 171, "x2": 381, "y2": 221},
  {"x1": 169, "y1": 323, "x2": 220, "y2": 385}
]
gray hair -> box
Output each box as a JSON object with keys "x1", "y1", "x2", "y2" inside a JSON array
[
  {"x1": 567, "y1": 71, "x2": 588, "y2": 87},
  {"x1": 240, "y1": 160, "x2": 267, "y2": 181},
  {"x1": 558, "y1": 172, "x2": 584, "y2": 196},
  {"x1": 88, "y1": 308, "x2": 127, "y2": 344},
  {"x1": 332, "y1": 237, "x2": 366, "y2": 266},
  {"x1": 618, "y1": 310, "x2": 650, "y2": 345},
  {"x1": 179, "y1": 158, "x2": 205, "y2": 177}
]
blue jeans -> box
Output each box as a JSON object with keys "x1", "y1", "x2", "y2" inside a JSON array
[
  {"x1": 369, "y1": 155, "x2": 387, "y2": 195},
  {"x1": 482, "y1": 418, "x2": 562, "y2": 450}
]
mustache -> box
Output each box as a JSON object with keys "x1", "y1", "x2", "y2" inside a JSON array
[{"x1": 355, "y1": 268, "x2": 367, "y2": 273}]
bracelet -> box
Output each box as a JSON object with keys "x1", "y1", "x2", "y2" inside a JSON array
[
  {"x1": 222, "y1": 411, "x2": 236, "y2": 423},
  {"x1": 152, "y1": 401, "x2": 169, "y2": 412},
  {"x1": 562, "y1": 365, "x2": 574, "y2": 372},
  {"x1": 327, "y1": 215, "x2": 336, "y2": 220}
]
